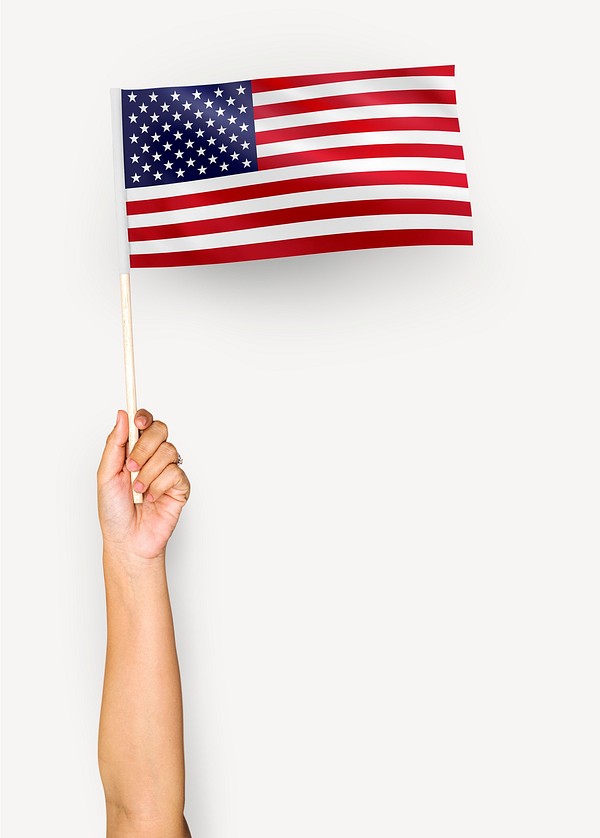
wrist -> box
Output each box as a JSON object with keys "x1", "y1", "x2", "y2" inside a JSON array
[
  {"x1": 102, "y1": 543, "x2": 166, "y2": 580},
  {"x1": 101, "y1": 547, "x2": 171, "y2": 624}
]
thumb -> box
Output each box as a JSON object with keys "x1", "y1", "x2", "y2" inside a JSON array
[{"x1": 97, "y1": 410, "x2": 129, "y2": 483}]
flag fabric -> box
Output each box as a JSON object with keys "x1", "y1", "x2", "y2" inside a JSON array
[{"x1": 112, "y1": 65, "x2": 472, "y2": 269}]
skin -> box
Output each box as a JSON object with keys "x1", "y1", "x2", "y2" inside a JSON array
[{"x1": 97, "y1": 408, "x2": 192, "y2": 837}]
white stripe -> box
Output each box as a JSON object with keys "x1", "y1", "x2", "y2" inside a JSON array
[
  {"x1": 126, "y1": 157, "x2": 468, "y2": 203},
  {"x1": 127, "y1": 184, "x2": 470, "y2": 228},
  {"x1": 257, "y1": 131, "x2": 464, "y2": 156},
  {"x1": 254, "y1": 104, "x2": 459, "y2": 132},
  {"x1": 252, "y1": 76, "x2": 456, "y2": 105},
  {"x1": 130, "y1": 214, "x2": 474, "y2": 254}
]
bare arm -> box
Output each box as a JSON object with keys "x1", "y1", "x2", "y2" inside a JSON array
[{"x1": 97, "y1": 409, "x2": 192, "y2": 837}]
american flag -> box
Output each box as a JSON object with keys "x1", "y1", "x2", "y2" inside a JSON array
[{"x1": 112, "y1": 65, "x2": 472, "y2": 269}]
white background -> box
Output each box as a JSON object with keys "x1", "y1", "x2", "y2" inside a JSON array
[{"x1": 2, "y1": 1, "x2": 599, "y2": 836}]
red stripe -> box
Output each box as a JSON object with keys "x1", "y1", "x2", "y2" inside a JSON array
[
  {"x1": 127, "y1": 171, "x2": 469, "y2": 216},
  {"x1": 256, "y1": 116, "x2": 460, "y2": 145},
  {"x1": 252, "y1": 66, "x2": 455, "y2": 93},
  {"x1": 254, "y1": 89, "x2": 456, "y2": 119},
  {"x1": 259, "y1": 144, "x2": 464, "y2": 170},
  {"x1": 129, "y1": 199, "x2": 472, "y2": 242},
  {"x1": 130, "y1": 229, "x2": 472, "y2": 268}
]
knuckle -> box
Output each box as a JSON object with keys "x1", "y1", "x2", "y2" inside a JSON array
[
  {"x1": 153, "y1": 420, "x2": 168, "y2": 437},
  {"x1": 176, "y1": 465, "x2": 191, "y2": 492},
  {"x1": 162, "y1": 441, "x2": 177, "y2": 459}
]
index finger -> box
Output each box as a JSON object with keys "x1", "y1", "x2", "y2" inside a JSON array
[{"x1": 135, "y1": 408, "x2": 153, "y2": 430}]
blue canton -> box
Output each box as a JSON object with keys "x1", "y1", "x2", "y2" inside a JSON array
[{"x1": 122, "y1": 81, "x2": 257, "y2": 189}]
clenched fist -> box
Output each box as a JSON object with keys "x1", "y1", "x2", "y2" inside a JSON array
[{"x1": 97, "y1": 409, "x2": 191, "y2": 561}]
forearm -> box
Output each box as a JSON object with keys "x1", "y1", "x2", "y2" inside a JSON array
[{"x1": 98, "y1": 548, "x2": 189, "y2": 836}]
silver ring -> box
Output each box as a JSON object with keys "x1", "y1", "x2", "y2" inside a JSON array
[{"x1": 176, "y1": 454, "x2": 183, "y2": 465}]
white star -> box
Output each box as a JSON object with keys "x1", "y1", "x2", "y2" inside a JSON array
[
  {"x1": 175, "y1": 149, "x2": 184, "y2": 159},
  {"x1": 184, "y1": 120, "x2": 192, "y2": 130},
  {"x1": 185, "y1": 139, "x2": 194, "y2": 148},
  {"x1": 231, "y1": 151, "x2": 239, "y2": 160},
  {"x1": 130, "y1": 153, "x2": 140, "y2": 163},
  {"x1": 141, "y1": 144, "x2": 150, "y2": 153},
  {"x1": 183, "y1": 101, "x2": 191, "y2": 110},
  {"x1": 176, "y1": 168, "x2": 185, "y2": 177},
  {"x1": 132, "y1": 173, "x2": 141, "y2": 182},
  {"x1": 193, "y1": 90, "x2": 202, "y2": 99},
  {"x1": 238, "y1": 104, "x2": 247, "y2": 113},
  {"x1": 229, "y1": 133, "x2": 238, "y2": 142},
  {"x1": 206, "y1": 118, "x2": 215, "y2": 127},
  {"x1": 142, "y1": 163, "x2": 151, "y2": 172},
  {"x1": 209, "y1": 155, "x2": 217, "y2": 164},
  {"x1": 196, "y1": 128, "x2": 205, "y2": 137},
  {"x1": 241, "y1": 140, "x2": 250, "y2": 149},
  {"x1": 139, "y1": 103, "x2": 148, "y2": 113},
  {"x1": 207, "y1": 137, "x2": 216, "y2": 145},
  {"x1": 150, "y1": 112, "x2": 159, "y2": 122},
  {"x1": 162, "y1": 122, "x2": 171, "y2": 131},
  {"x1": 220, "y1": 161, "x2": 229, "y2": 171},
  {"x1": 197, "y1": 146, "x2": 206, "y2": 156},
  {"x1": 151, "y1": 133, "x2": 160, "y2": 142},
  {"x1": 129, "y1": 133, "x2": 139, "y2": 143},
  {"x1": 163, "y1": 141, "x2": 172, "y2": 150},
  {"x1": 240, "y1": 122, "x2": 249, "y2": 131},
  {"x1": 161, "y1": 102, "x2": 170, "y2": 112},
  {"x1": 218, "y1": 126, "x2": 226, "y2": 135},
  {"x1": 172, "y1": 111, "x2": 181, "y2": 121},
  {"x1": 226, "y1": 96, "x2": 235, "y2": 106},
  {"x1": 219, "y1": 143, "x2": 227, "y2": 153},
  {"x1": 164, "y1": 160, "x2": 173, "y2": 169},
  {"x1": 171, "y1": 90, "x2": 180, "y2": 100},
  {"x1": 153, "y1": 151, "x2": 161, "y2": 161},
  {"x1": 237, "y1": 85, "x2": 245, "y2": 95},
  {"x1": 129, "y1": 113, "x2": 138, "y2": 123},
  {"x1": 140, "y1": 124, "x2": 149, "y2": 133},
  {"x1": 228, "y1": 115, "x2": 237, "y2": 124},
  {"x1": 242, "y1": 159, "x2": 251, "y2": 168},
  {"x1": 214, "y1": 87, "x2": 223, "y2": 97},
  {"x1": 186, "y1": 157, "x2": 195, "y2": 167},
  {"x1": 174, "y1": 131, "x2": 183, "y2": 140},
  {"x1": 198, "y1": 165, "x2": 207, "y2": 175},
  {"x1": 153, "y1": 171, "x2": 163, "y2": 180},
  {"x1": 204, "y1": 98, "x2": 213, "y2": 108},
  {"x1": 194, "y1": 110, "x2": 203, "y2": 119},
  {"x1": 149, "y1": 91, "x2": 158, "y2": 102},
  {"x1": 128, "y1": 91, "x2": 137, "y2": 102},
  {"x1": 216, "y1": 107, "x2": 225, "y2": 117}
]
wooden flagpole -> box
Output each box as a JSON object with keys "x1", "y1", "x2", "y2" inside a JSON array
[
  {"x1": 120, "y1": 272, "x2": 143, "y2": 504},
  {"x1": 112, "y1": 90, "x2": 142, "y2": 503}
]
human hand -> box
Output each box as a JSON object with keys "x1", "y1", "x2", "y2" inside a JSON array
[{"x1": 97, "y1": 409, "x2": 191, "y2": 561}]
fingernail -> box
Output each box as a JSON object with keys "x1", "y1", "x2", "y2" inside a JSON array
[
  {"x1": 133, "y1": 480, "x2": 144, "y2": 492},
  {"x1": 126, "y1": 458, "x2": 139, "y2": 471},
  {"x1": 145, "y1": 493, "x2": 154, "y2": 502},
  {"x1": 115, "y1": 411, "x2": 120, "y2": 426},
  {"x1": 137, "y1": 416, "x2": 147, "y2": 427}
]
